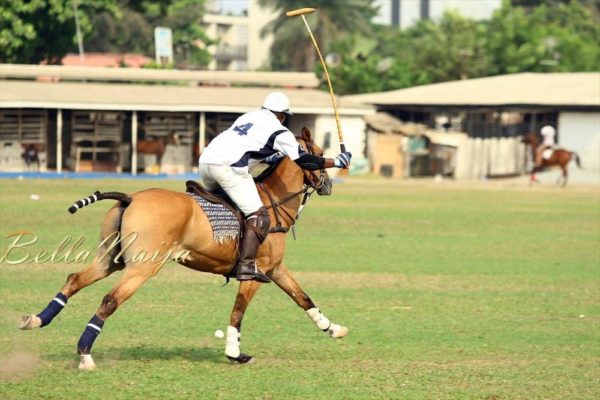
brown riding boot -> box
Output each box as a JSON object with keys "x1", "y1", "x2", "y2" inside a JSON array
[{"x1": 235, "y1": 209, "x2": 271, "y2": 283}]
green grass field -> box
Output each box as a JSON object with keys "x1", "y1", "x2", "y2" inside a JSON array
[{"x1": 1, "y1": 178, "x2": 599, "y2": 399}]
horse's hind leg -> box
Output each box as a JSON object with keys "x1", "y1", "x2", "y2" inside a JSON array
[
  {"x1": 225, "y1": 280, "x2": 262, "y2": 364},
  {"x1": 560, "y1": 165, "x2": 568, "y2": 187},
  {"x1": 18, "y1": 206, "x2": 126, "y2": 330},
  {"x1": 76, "y1": 261, "x2": 158, "y2": 370},
  {"x1": 271, "y1": 263, "x2": 348, "y2": 339}
]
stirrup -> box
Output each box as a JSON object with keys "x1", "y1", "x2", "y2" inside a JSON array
[{"x1": 236, "y1": 263, "x2": 271, "y2": 283}]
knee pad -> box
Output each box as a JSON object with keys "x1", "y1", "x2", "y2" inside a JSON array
[{"x1": 246, "y1": 207, "x2": 271, "y2": 241}]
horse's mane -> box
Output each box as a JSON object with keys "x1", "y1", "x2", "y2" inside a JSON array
[{"x1": 252, "y1": 158, "x2": 286, "y2": 183}]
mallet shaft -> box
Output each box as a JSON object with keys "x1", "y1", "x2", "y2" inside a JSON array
[{"x1": 299, "y1": 15, "x2": 346, "y2": 153}]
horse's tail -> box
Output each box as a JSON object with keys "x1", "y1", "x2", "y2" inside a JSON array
[
  {"x1": 572, "y1": 152, "x2": 582, "y2": 169},
  {"x1": 68, "y1": 191, "x2": 132, "y2": 214}
]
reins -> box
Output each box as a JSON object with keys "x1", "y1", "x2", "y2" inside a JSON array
[
  {"x1": 258, "y1": 180, "x2": 321, "y2": 234},
  {"x1": 257, "y1": 138, "x2": 327, "y2": 234}
]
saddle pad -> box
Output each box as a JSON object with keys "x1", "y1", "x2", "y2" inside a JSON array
[
  {"x1": 187, "y1": 192, "x2": 240, "y2": 243},
  {"x1": 543, "y1": 149, "x2": 553, "y2": 160}
]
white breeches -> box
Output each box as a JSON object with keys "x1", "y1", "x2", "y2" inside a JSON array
[{"x1": 199, "y1": 163, "x2": 263, "y2": 216}]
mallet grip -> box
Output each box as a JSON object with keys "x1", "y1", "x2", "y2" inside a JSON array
[{"x1": 286, "y1": 8, "x2": 316, "y2": 17}]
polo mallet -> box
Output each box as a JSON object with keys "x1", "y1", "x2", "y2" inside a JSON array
[{"x1": 286, "y1": 7, "x2": 346, "y2": 153}]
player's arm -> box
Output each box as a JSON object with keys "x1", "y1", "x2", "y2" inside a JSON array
[{"x1": 273, "y1": 132, "x2": 351, "y2": 171}]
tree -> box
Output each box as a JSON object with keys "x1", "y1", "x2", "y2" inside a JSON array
[
  {"x1": 259, "y1": 0, "x2": 377, "y2": 71},
  {"x1": 402, "y1": 11, "x2": 491, "y2": 82},
  {"x1": 85, "y1": 0, "x2": 212, "y2": 68},
  {"x1": 487, "y1": 0, "x2": 600, "y2": 74},
  {"x1": 0, "y1": 0, "x2": 118, "y2": 64}
]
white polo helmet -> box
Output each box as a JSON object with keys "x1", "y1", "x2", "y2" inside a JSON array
[
  {"x1": 541, "y1": 125, "x2": 556, "y2": 137},
  {"x1": 263, "y1": 92, "x2": 293, "y2": 115}
]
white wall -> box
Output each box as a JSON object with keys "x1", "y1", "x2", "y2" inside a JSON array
[
  {"x1": 374, "y1": 0, "x2": 501, "y2": 28},
  {"x1": 430, "y1": 0, "x2": 501, "y2": 21},
  {"x1": 248, "y1": 0, "x2": 276, "y2": 70},
  {"x1": 558, "y1": 112, "x2": 600, "y2": 171}
]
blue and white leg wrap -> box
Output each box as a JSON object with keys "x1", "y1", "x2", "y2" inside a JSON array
[
  {"x1": 37, "y1": 292, "x2": 68, "y2": 327},
  {"x1": 77, "y1": 315, "x2": 105, "y2": 355}
]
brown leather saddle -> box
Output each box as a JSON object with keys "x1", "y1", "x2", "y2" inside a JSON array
[{"x1": 185, "y1": 180, "x2": 245, "y2": 228}]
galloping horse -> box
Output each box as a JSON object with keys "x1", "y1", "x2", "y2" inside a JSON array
[
  {"x1": 19, "y1": 128, "x2": 348, "y2": 369},
  {"x1": 521, "y1": 132, "x2": 581, "y2": 187}
]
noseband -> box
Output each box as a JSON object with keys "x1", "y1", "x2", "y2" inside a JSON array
[
  {"x1": 257, "y1": 138, "x2": 327, "y2": 234},
  {"x1": 300, "y1": 138, "x2": 328, "y2": 191}
]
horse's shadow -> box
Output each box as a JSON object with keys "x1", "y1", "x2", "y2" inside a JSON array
[
  {"x1": 114, "y1": 345, "x2": 224, "y2": 363},
  {"x1": 48, "y1": 346, "x2": 225, "y2": 365}
]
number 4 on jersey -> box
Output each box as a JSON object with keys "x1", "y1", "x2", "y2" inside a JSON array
[{"x1": 234, "y1": 123, "x2": 254, "y2": 136}]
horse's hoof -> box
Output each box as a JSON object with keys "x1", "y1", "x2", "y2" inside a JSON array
[
  {"x1": 227, "y1": 353, "x2": 254, "y2": 364},
  {"x1": 18, "y1": 314, "x2": 42, "y2": 330},
  {"x1": 78, "y1": 354, "x2": 96, "y2": 370},
  {"x1": 329, "y1": 324, "x2": 349, "y2": 339}
]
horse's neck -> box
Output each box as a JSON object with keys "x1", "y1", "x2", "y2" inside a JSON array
[{"x1": 260, "y1": 158, "x2": 304, "y2": 223}]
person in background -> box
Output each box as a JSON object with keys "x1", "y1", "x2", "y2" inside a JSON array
[{"x1": 535, "y1": 125, "x2": 556, "y2": 167}]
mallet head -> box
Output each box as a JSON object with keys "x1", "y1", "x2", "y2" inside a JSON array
[{"x1": 286, "y1": 8, "x2": 316, "y2": 17}]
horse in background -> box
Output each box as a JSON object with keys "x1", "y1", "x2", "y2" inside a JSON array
[
  {"x1": 521, "y1": 132, "x2": 581, "y2": 187},
  {"x1": 136, "y1": 131, "x2": 180, "y2": 169}
]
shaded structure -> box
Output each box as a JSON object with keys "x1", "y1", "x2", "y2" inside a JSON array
[
  {"x1": 0, "y1": 64, "x2": 373, "y2": 174},
  {"x1": 346, "y1": 73, "x2": 600, "y2": 178}
]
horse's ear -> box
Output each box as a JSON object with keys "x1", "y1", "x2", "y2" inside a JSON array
[{"x1": 301, "y1": 127, "x2": 312, "y2": 142}]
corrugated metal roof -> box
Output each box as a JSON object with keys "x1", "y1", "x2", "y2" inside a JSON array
[
  {"x1": 0, "y1": 80, "x2": 372, "y2": 115},
  {"x1": 344, "y1": 73, "x2": 600, "y2": 108}
]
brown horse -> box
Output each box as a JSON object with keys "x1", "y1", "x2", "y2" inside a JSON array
[
  {"x1": 137, "y1": 131, "x2": 180, "y2": 167},
  {"x1": 18, "y1": 128, "x2": 348, "y2": 369},
  {"x1": 521, "y1": 132, "x2": 581, "y2": 187}
]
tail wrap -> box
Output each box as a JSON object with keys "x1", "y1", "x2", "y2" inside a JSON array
[{"x1": 68, "y1": 191, "x2": 132, "y2": 214}]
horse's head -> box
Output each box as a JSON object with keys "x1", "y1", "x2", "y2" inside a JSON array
[
  {"x1": 296, "y1": 127, "x2": 333, "y2": 196},
  {"x1": 521, "y1": 132, "x2": 538, "y2": 145}
]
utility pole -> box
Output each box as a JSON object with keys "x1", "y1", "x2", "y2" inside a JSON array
[{"x1": 72, "y1": 0, "x2": 85, "y2": 63}]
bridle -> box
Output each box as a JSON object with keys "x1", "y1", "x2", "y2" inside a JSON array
[{"x1": 257, "y1": 137, "x2": 328, "y2": 234}]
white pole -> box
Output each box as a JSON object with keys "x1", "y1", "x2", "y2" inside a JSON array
[
  {"x1": 199, "y1": 111, "x2": 206, "y2": 153},
  {"x1": 132, "y1": 111, "x2": 138, "y2": 176},
  {"x1": 72, "y1": 0, "x2": 85, "y2": 63},
  {"x1": 57, "y1": 109, "x2": 63, "y2": 174}
]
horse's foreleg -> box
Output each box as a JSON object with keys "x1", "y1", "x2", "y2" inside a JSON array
[
  {"x1": 271, "y1": 263, "x2": 348, "y2": 339},
  {"x1": 226, "y1": 280, "x2": 261, "y2": 364},
  {"x1": 76, "y1": 263, "x2": 155, "y2": 370},
  {"x1": 560, "y1": 165, "x2": 568, "y2": 187},
  {"x1": 529, "y1": 167, "x2": 541, "y2": 186}
]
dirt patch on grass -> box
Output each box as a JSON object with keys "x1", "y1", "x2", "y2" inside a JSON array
[{"x1": 0, "y1": 352, "x2": 41, "y2": 382}]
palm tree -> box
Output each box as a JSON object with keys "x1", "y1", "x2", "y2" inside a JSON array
[{"x1": 259, "y1": 0, "x2": 377, "y2": 71}]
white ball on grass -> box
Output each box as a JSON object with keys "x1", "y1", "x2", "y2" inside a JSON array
[{"x1": 214, "y1": 329, "x2": 224, "y2": 339}]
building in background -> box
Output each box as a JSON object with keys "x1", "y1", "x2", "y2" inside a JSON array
[
  {"x1": 373, "y1": 0, "x2": 502, "y2": 28},
  {"x1": 0, "y1": 65, "x2": 372, "y2": 174},
  {"x1": 202, "y1": 12, "x2": 248, "y2": 71},
  {"x1": 202, "y1": 0, "x2": 276, "y2": 71},
  {"x1": 346, "y1": 73, "x2": 600, "y2": 179}
]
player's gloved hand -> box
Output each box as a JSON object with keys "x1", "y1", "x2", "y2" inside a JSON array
[
  {"x1": 264, "y1": 152, "x2": 284, "y2": 164},
  {"x1": 334, "y1": 152, "x2": 352, "y2": 169}
]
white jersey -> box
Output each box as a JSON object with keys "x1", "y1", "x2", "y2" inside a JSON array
[
  {"x1": 199, "y1": 109, "x2": 301, "y2": 169},
  {"x1": 542, "y1": 133, "x2": 555, "y2": 147}
]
